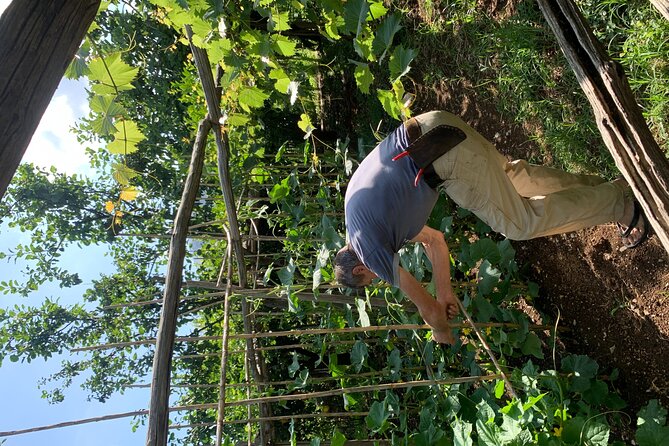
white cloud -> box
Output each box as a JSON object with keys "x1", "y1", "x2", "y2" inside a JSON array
[
  {"x1": 0, "y1": 0, "x2": 11, "y2": 15},
  {"x1": 21, "y1": 82, "x2": 94, "y2": 177}
]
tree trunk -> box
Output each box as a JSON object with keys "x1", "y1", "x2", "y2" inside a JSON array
[
  {"x1": 0, "y1": 0, "x2": 100, "y2": 199},
  {"x1": 537, "y1": 0, "x2": 669, "y2": 255}
]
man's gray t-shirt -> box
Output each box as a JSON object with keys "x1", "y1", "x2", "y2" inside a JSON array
[{"x1": 345, "y1": 124, "x2": 438, "y2": 287}]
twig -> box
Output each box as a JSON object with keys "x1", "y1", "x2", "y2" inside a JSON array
[{"x1": 455, "y1": 299, "x2": 518, "y2": 399}]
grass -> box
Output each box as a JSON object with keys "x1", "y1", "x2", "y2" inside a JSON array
[{"x1": 399, "y1": 0, "x2": 669, "y2": 178}]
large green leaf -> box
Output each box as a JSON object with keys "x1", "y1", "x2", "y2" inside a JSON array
[
  {"x1": 268, "y1": 11, "x2": 291, "y2": 31},
  {"x1": 350, "y1": 340, "x2": 368, "y2": 372},
  {"x1": 343, "y1": 0, "x2": 369, "y2": 35},
  {"x1": 107, "y1": 119, "x2": 145, "y2": 155},
  {"x1": 271, "y1": 34, "x2": 297, "y2": 56},
  {"x1": 355, "y1": 297, "x2": 370, "y2": 327},
  {"x1": 111, "y1": 163, "x2": 139, "y2": 185},
  {"x1": 452, "y1": 419, "x2": 473, "y2": 446},
  {"x1": 562, "y1": 354, "x2": 598, "y2": 392},
  {"x1": 377, "y1": 82, "x2": 404, "y2": 121},
  {"x1": 636, "y1": 400, "x2": 669, "y2": 446},
  {"x1": 238, "y1": 87, "x2": 269, "y2": 112},
  {"x1": 269, "y1": 68, "x2": 291, "y2": 93},
  {"x1": 389, "y1": 44, "x2": 417, "y2": 81},
  {"x1": 477, "y1": 260, "x2": 501, "y2": 295},
  {"x1": 366, "y1": 400, "x2": 390, "y2": 433},
  {"x1": 353, "y1": 63, "x2": 374, "y2": 94},
  {"x1": 372, "y1": 14, "x2": 402, "y2": 60},
  {"x1": 89, "y1": 95, "x2": 126, "y2": 136},
  {"x1": 88, "y1": 53, "x2": 138, "y2": 93}
]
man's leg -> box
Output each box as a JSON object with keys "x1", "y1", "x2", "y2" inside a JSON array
[
  {"x1": 421, "y1": 111, "x2": 627, "y2": 240},
  {"x1": 503, "y1": 159, "x2": 606, "y2": 197}
]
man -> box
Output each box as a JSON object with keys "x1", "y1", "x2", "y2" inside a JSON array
[{"x1": 335, "y1": 110, "x2": 648, "y2": 344}]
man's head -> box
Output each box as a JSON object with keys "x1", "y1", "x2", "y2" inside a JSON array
[{"x1": 334, "y1": 245, "x2": 377, "y2": 288}]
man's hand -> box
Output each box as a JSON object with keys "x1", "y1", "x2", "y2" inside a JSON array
[{"x1": 423, "y1": 298, "x2": 458, "y2": 344}]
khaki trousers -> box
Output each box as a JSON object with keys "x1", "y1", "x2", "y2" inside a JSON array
[{"x1": 413, "y1": 111, "x2": 626, "y2": 240}]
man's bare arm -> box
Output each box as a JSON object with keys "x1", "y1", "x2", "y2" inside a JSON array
[
  {"x1": 398, "y1": 267, "x2": 455, "y2": 344},
  {"x1": 410, "y1": 226, "x2": 458, "y2": 319}
]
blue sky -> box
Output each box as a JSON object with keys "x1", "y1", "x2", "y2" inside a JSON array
[{"x1": 0, "y1": 1, "x2": 153, "y2": 443}]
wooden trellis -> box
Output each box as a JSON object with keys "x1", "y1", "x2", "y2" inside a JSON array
[{"x1": 4, "y1": 0, "x2": 667, "y2": 444}]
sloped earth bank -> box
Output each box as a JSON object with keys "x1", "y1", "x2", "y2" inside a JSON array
[{"x1": 400, "y1": 0, "x2": 669, "y2": 420}]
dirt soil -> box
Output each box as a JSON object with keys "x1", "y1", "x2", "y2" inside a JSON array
[{"x1": 403, "y1": 0, "x2": 669, "y2": 417}]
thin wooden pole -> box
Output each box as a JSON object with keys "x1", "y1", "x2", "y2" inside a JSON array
[
  {"x1": 177, "y1": 375, "x2": 503, "y2": 409},
  {"x1": 185, "y1": 25, "x2": 247, "y2": 287},
  {"x1": 455, "y1": 299, "x2": 518, "y2": 399},
  {"x1": 71, "y1": 322, "x2": 561, "y2": 352},
  {"x1": 146, "y1": 117, "x2": 211, "y2": 446},
  {"x1": 170, "y1": 411, "x2": 370, "y2": 428},
  {"x1": 126, "y1": 366, "x2": 427, "y2": 391},
  {"x1": 215, "y1": 237, "x2": 233, "y2": 446}
]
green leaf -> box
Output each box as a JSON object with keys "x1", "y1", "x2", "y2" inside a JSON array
[
  {"x1": 366, "y1": 400, "x2": 390, "y2": 433},
  {"x1": 476, "y1": 418, "x2": 503, "y2": 446},
  {"x1": 298, "y1": 113, "x2": 315, "y2": 138},
  {"x1": 636, "y1": 400, "x2": 669, "y2": 446},
  {"x1": 350, "y1": 340, "x2": 368, "y2": 372},
  {"x1": 353, "y1": 31, "x2": 374, "y2": 60},
  {"x1": 269, "y1": 11, "x2": 291, "y2": 31},
  {"x1": 88, "y1": 53, "x2": 138, "y2": 93},
  {"x1": 343, "y1": 0, "x2": 369, "y2": 35},
  {"x1": 470, "y1": 238, "x2": 501, "y2": 264},
  {"x1": 323, "y1": 11, "x2": 343, "y2": 40},
  {"x1": 452, "y1": 419, "x2": 473, "y2": 446},
  {"x1": 89, "y1": 95, "x2": 125, "y2": 136},
  {"x1": 111, "y1": 163, "x2": 139, "y2": 185},
  {"x1": 583, "y1": 420, "x2": 610, "y2": 446},
  {"x1": 368, "y1": 1, "x2": 388, "y2": 19},
  {"x1": 389, "y1": 45, "x2": 417, "y2": 81},
  {"x1": 288, "y1": 352, "x2": 300, "y2": 377},
  {"x1": 494, "y1": 380, "x2": 505, "y2": 399},
  {"x1": 65, "y1": 47, "x2": 90, "y2": 80},
  {"x1": 562, "y1": 354, "x2": 598, "y2": 392},
  {"x1": 269, "y1": 177, "x2": 291, "y2": 203},
  {"x1": 521, "y1": 332, "x2": 544, "y2": 359},
  {"x1": 377, "y1": 87, "x2": 402, "y2": 120},
  {"x1": 331, "y1": 430, "x2": 346, "y2": 446},
  {"x1": 387, "y1": 349, "x2": 401, "y2": 379},
  {"x1": 522, "y1": 393, "x2": 546, "y2": 411},
  {"x1": 271, "y1": 35, "x2": 297, "y2": 56},
  {"x1": 583, "y1": 379, "x2": 609, "y2": 405},
  {"x1": 269, "y1": 68, "x2": 291, "y2": 93},
  {"x1": 355, "y1": 297, "x2": 370, "y2": 327},
  {"x1": 372, "y1": 14, "x2": 402, "y2": 59},
  {"x1": 238, "y1": 87, "x2": 269, "y2": 112},
  {"x1": 562, "y1": 417, "x2": 586, "y2": 444},
  {"x1": 107, "y1": 119, "x2": 145, "y2": 155},
  {"x1": 477, "y1": 260, "x2": 501, "y2": 295},
  {"x1": 227, "y1": 113, "x2": 251, "y2": 127},
  {"x1": 353, "y1": 63, "x2": 374, "y2": 94},
  {"x1": 499, "y1": 414, "x2": 523, "y2": 443},
  {"x1": 277, "y1": 258, "x2": 296, "y2": 286}
]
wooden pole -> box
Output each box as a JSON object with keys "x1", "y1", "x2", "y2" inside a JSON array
[
  {"x1": 145, "y1": 118, "x2": 210, "y2": 446},
  {"x1": 186, "y1": 24, "x2": 247, "y2": 287},
  {"x1": 71, "y1": 322, "x2": 562, "y2": 352},
  {"x1": 215, "y1": 242, "x2": 233, "y2": 446},
  {"x1": 0, "y1": 0, "x2": 101, "y2": 198},
  {"x1": 170, "y1": 412, "x2": 370, "y2": 428}
]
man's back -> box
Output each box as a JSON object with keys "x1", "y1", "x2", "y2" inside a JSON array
[{"x1": 344, "y1": 124, "x2": 438, "y2": 286}]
